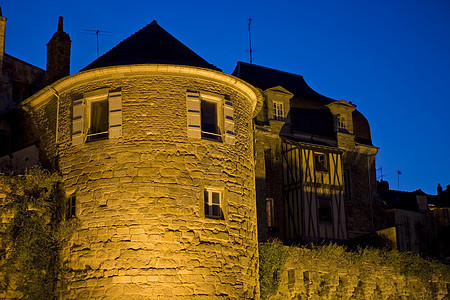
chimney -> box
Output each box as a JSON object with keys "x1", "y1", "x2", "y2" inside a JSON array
[
  {"x1": 0, "y1": 7, "x2": 7, "y2": 78},
  {"x1": 46, "y1": 16, "x2": 71, "y2": 85}
]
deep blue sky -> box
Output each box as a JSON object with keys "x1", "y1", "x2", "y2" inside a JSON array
[{"x1": 1, "y1": 1, "x2": 449, "y2": 194}]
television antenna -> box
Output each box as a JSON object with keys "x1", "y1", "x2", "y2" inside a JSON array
[{"x1": 81, "y1": 29, "x2": 112, "y2": 58}]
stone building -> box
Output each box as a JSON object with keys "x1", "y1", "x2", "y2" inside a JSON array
[
  {"x1": 0, "y1": 7, "x2": 383, "y2": 298},
  {"x1": 233, "y1": 62, "x2": 378, "y2": 242}
]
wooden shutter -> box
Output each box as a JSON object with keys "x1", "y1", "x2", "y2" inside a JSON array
[
  {"x1": 186, "y1": 90, "x2": 201, "y2": 139},
  {"x1": 108, "y1": 91, "x2": 122, "y2": 138},
  {"x1": 72, "y1": 98, "x2": 85, "y2": 145},
  {"x1": 223, "y1": 99, "x2": 235, "y2": 145}
]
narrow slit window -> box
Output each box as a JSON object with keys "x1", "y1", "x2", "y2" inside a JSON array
[{"x1": 67, "y1": 193, "x2": 76, "y2": 219}]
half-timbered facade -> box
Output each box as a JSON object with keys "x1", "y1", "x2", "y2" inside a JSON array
[{"x1": 282, "y1": 140, "x2": 347, "y2": 241}]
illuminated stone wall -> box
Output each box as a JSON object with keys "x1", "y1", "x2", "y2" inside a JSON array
[
  {"x1": 19, "y1": 65, "x2": 262, "y2": 299},
  {"x1": 271, "y1": 246, "x2": 450, "y2": 299}
]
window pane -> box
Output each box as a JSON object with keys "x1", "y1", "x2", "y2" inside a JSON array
[
  {"x1": 201, "y1": 100, "x2": 218, "y2": 134},
  {"x1": 212, "y1": 204, "x2": 220, "y2": 216},
  {"x1": 90, "y1": 99, "x2": 109, "y2": 134},
  {"x1": 212, "y1": 192, "x2": 220, "y2": 204}
]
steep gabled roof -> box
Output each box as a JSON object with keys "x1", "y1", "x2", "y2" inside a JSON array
[{"x1": 81, "y1": 21, "x2": 219, "y2": 71}]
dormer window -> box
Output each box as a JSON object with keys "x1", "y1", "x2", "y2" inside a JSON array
[
  {"x1": 273, "y1": 101, "x2": 284, "y2": 121},
  {"x1": 337, "y1": 114, "x2": 346, "y2": 133}
]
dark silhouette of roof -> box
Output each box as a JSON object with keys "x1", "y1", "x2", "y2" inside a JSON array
[
  {"x1": 233, "y1": 62, "x2": 334, "y2": 105},
  {"x1": 81, "y1": 21, "x2": 219, "y2": 72},
  {"x1": 233, "y1": 62, "x2": 373, "y2": 146}
]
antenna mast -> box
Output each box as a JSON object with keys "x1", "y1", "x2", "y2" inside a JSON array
[
  {"x1": 81, "y1": 29, "x2": 112, "y2": 58},
  {"x1": 248, "y1": 19, "x2": 253, "y2": 64}
]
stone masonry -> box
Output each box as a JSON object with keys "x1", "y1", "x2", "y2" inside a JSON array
[{"x1": 19, "y1": 65, "x2": 263, "y2": 299}]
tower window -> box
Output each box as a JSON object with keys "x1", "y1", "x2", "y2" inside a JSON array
[
  {"x1": 201, "y1": 99, "x2": 222, "y2": 141},
  {"x1": 67, "y1": 193, "x2": 76, "y2": 219},
  {"x1": 87, "y1": 98, "x2": 109, "y2": 142},
  {"x1": 204, "y1": 188, "x2": 222, "y2": 219}
]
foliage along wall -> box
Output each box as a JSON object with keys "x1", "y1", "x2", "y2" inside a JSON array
[
  {"x1": 260, "y1": 240, "x2": 450, "y2": 300},
  {"x1": 0, "y1": 168, "x2": 74, "y2": 299}
]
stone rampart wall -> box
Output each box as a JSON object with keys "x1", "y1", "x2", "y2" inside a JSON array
[{"x1": 270, "y1": 245, "x2": 450, "y2": 300}]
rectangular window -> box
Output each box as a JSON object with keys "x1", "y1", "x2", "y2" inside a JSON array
[
  {"x1": 204, "y1": 188, "x2": 222, "y2": 219},
  {"x1": 318, "y1": 198, "x2": 332, "y2": 223},
  {"x1": 87, "y1": 97, "x2": 109, "y2": 142},
  {"x1": 266, "y1": 198, "x2": 274, "y2": 227},
  {"x1": 314, "y1": 153, "x2": 328, "y2": 172},
  {"x1": 201, "y1": 99, "x2": 221, "y2": 141},
  {"x1": 72, "y1": 89, "x2": 122, "y2": 145},
  {"x1": 67, "y1": 193, "x2": 76, "y2": 219},
  {"x1": 337, "y1": 114, "x2": 346, "y2": 132},
  {"x1": 186, "y1": 91, "x2": 235, "y2": 145},
  {"x1": 273, "y1": 102, "x2": 284, "y2": 121}
]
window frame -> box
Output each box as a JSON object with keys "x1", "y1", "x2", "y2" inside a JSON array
[
  {"x1": 200, "y1": 93, "x2": 223, "y2": 142},
  {"x1": 273, "y1": 101, "x2": 284, "y2": 121},
  {"x1": 72, "y1": 89, "x2": 122, "y2": 145},
  {"x1": 337, "y1": 114, "x2": 346, "y2": 132},
  {"x1": 67, "y1": 193, "x2": 76, "y2": 219},
  {"x1": 204, "y1": 188, "x2": 223, "y2": 219},
  {"x1": 186, "y1": 90, "x2": 235, "y2": 145},
  {"x1": 86, "y1": 94, "x2": 109, "y2": 142},
  {"x1": 314, "y1": 152, "x2": 329, "y2": 172}
]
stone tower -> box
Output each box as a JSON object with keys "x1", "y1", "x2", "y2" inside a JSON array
[
  {"x1": 19, "y1": 22, "x2": 263, "y2": 299},
  {"x1": 46, "y1": 16, "x2": 71, "y2": 85}
]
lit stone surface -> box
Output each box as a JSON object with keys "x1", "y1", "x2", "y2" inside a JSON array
[{"x1": 18, "y1": 65, "x2": 263, "y2": 299}]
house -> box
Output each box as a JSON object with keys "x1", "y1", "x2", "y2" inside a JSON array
[{"x1": 233, "y1": 63, "x2": 379, "y2": 243}]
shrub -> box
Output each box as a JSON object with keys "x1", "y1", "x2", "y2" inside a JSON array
[{"x1": 259, "y1": 239, "x2": 289, "y2": 299}]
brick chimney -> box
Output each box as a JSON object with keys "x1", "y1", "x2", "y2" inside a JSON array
[
  {"x1": 0, "y1": 7, "x2": 7, "y2": 78},
  {"x1": 46, "y1": 16, "x2": 71, "y2": 85}
]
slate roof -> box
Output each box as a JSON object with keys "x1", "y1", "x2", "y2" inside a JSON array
[
  {"x1": 232, "y1": 62, "x2": 373, "y2": 146},
  {"x1": 81, "y1": 21, "x2": 219, "y2": 72}
]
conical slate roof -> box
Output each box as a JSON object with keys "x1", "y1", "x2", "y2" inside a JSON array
[{"x1": 81, "y1": 21, "x2": 219, "y2": 71}]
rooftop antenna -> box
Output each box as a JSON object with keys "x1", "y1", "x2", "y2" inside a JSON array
[
  {"x1": 81, "y1": 29, "x2": 112, "y2": 58},
  {"x1": 248, "y1": 18, "x2": 253, "y2": 64}
]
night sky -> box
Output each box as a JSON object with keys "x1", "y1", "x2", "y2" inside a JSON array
[{"x1": 1, "y1": 0, "x2": 449, "y2": 194}]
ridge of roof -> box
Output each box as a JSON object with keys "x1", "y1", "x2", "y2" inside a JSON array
[{"x1": 81, "y1": 20, "x2": 219, "y2": 72}]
